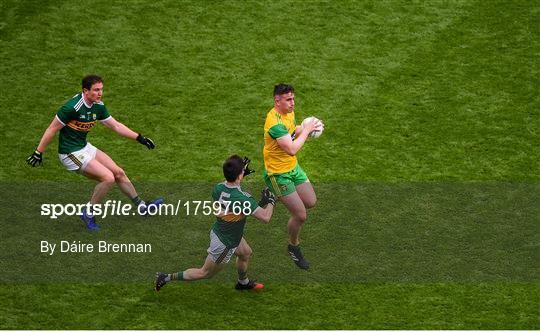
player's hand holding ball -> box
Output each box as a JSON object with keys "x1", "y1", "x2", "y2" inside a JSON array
[{"x1": 301, "y1": 116, "x2": 324, "y2": 138}]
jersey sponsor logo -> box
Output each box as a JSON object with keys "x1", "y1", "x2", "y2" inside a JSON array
[
  {"x1": 218, "y1": 213, "x2": 245, "y2": 223},
  {"x1": 79, "y1": 115, "x2": 85, "y2": 119},
  {"x1": 67, "y1": 120, "x2": 96, "y2": 132}
]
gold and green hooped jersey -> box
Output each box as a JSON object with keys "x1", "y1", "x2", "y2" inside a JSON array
[
  {"x1": 55, "y1": 93, "x2": 111, "y2": 154},
  {"x1": 211, "y1": 182, "x2": 258, "y2": 248},
  {"x1": 263, "y1": 107, "x2": 297, "y2": 174}
]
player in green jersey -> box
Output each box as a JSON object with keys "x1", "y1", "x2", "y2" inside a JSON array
[
  {"x1": 26, "y1": 75, "x2": 162, "y2": 231},
  {"x1": 155, "y1": 155, "x2": 276, "y2": 291}
]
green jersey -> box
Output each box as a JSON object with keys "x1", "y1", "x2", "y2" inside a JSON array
[
  {"x1": 55, "y1": 93, "x2": 111, "y2": 154},
  {"x1": 211, "y1": 182, "x2": 259, "y2": 248}
]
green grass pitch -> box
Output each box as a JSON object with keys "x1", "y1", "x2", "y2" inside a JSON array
[{"x1": 1, "y1": 0, "x2": 538, "y2": 329}]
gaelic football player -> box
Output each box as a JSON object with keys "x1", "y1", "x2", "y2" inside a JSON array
[
  {"x1": 263, "y1": 83, "x2": 318, "y2": 270},
  {"x1": 26, "y1": 75, "x2": 163, "y2": 231},
  {"x1": 155, "y1": 155, "x2": 275, "y2": 291}
]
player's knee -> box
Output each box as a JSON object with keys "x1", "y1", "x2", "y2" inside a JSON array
[
  {"x1": 305, "y1": 195, "x2": 317, "y2": 209},
  {"x1": 100, "y1": 172, "x2": 115, "y2": 184},
  {"x1": 113, "y1": 167, "x2": 127, "y2": 182},
  {"x1": 200, "y1": 268, "x2": 214, "y2": 279},
  {"x1": 294, "y1": 210, "x2": 307, "y2": 223},
  {"x1": 240, "y1": 249, "x2": 253, "y2": 260}
]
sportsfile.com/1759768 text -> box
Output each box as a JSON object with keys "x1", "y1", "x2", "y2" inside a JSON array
[{"x1": 40, "y1": 200, "x2": 253, "y2": 219}]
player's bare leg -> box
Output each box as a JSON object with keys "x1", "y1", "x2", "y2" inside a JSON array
[
  {"x1": 234, "y1": 238, "x2": 263, "y2": 290},
  {"x1": 281, "y1": 191, "x2": 307, "y2": 245},
  {"x1": 154, "y1": 256, "x2": 224, "y2": 291},
  {"x1": 183, "y1": 256, "x2": 224, "y2": 280},
  {"x1": 80, "y1": 159, "x2": 115, "y2": 230},
  {"x1": 94, "y1": 148, "x2": 163, "y2": 213},
  {"x1": 95, "y1": 149, "x2": 138, "y2": 199},
  {"x1": 83, "y1": 159, "x2": 115, "y2": 205},
  {"x1": 296, "y1": 181, "x2": 317, "y2": 209},
  {"x1": 280, "y1": 191, "x2": 310, "y2": 269},
  {"x1": 235, "y1": 238, "x2": 253, "y2": 277}
]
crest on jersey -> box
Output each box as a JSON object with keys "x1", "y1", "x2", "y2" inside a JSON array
[{"x1": 92, "y1": 113, "x2": 97, "y2": 120}]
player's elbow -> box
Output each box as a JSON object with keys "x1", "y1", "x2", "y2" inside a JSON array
[
  {"x1": 103, "y1": 120, "x2": 119, "y2": 132},
  {"x1": 45, "y1": 128, "x2": 57, "y2": 138},
  {"x1": 262, "y1": 208, "x2": 274, "y2": 223},
  {"x1": 47, "y1": 123, "x2": 62, "y2": 134},
  {"x1": 256, "y1": 213, "x2": 270, "y2": 224},
  {"x1": 256, "y1": 210, "x2": 272, "y2": 223},
  {"x1": 108, "y1": 124, "x2": 120, "y2": 132},
  {"x1": 283, "y1": 146, "x2": 297, "y2": 156},
  {"x1": 277, "y1": 139, "x2": 298, "y2": 156}
]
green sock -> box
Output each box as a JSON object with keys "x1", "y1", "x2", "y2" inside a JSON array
[
  {"x1": 237, "y1": 268, "x2": 247, "y2": 281},
  {"x1": 170, "y1": 271, "x2": 184, "y2": 281}
]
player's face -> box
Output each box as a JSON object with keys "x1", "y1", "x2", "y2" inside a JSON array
[
  {"x1": 83, "y1": 82, "x2": 103, "y2": 103},
  {"x1": 276, "y1": 92, "x2": 295, "y2": 113}
]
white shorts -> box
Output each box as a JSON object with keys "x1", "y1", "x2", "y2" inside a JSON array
[
  {"x1": 207, "y1": 230, "x2": 237, "y2": 264},
  {"x1": 58, "y1": 143, "x2": 97, "y2": 173}
]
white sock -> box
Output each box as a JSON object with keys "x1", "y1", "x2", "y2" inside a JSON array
[{"x1": 238, "y1": 278, "x2": 249, "y2": 285}]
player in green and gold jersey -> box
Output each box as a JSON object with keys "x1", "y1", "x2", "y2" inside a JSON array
[
  {"x1": 155, "y1": 155, "x2": 275, "y2": 291},
  {"x1": 26, "y1": 75, "x2": 162, "y2": 231},
  {"x1": 263, "y1": 83, "x2": 318, "y2": 270}
]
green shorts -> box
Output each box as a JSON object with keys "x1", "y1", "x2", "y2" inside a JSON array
[{"x1": 263, "y1": 163, "x2": 309, "y2": 197}]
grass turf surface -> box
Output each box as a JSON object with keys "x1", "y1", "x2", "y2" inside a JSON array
[
  {"x1": 2, "y1": 283, "x2": 538, "y2": 329},
  {"x1": 1, "y1": 0, "x2": 539, "y2": 329}
]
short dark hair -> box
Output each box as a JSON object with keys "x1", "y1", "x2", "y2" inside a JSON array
[
  {"x1": 223, "y1": 155, "x2": 244, "y2": 182},
  {"x1": 273, "y1": 83, "x2": 294, "y2": 96},
  {"x1": 82, "y1": 75, "x2": 103, "y2": 90}
]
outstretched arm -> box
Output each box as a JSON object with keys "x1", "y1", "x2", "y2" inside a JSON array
[
  {"x1": 252, "y1": 204, "x2": 274, "y2": 224},
  {"x1": 36, "y1": 116, "x2": 64, "y2": 153},
  {"x1": 27, "y1": 116, "x2": 64, "y2": 167},
  {"x1": 101, "y1": 117, "x2": 155, "y2": 149},
  {"x1": 251, "y1": 188, "x2": 277, "y2": 223},
  {"x1": 101, "y1": 117, "x2": 138, "y2": 140}
]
